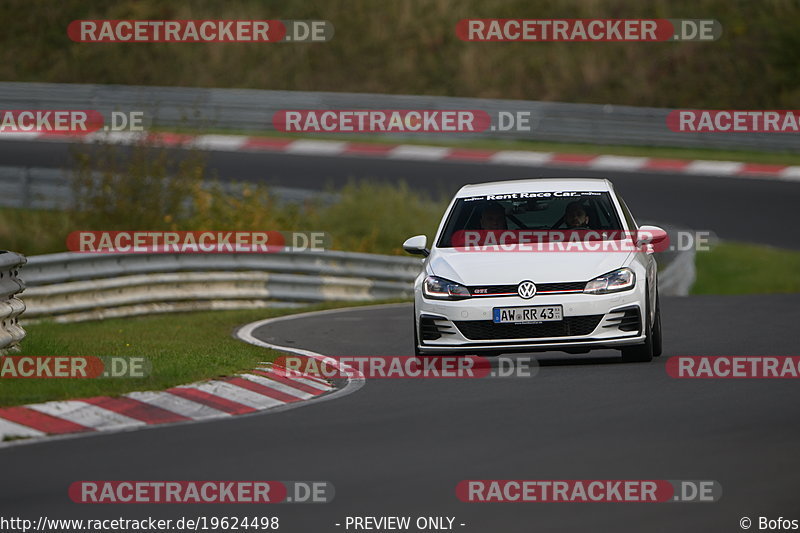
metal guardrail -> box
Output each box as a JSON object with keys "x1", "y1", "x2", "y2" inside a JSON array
[
  {"x1": 646, "y1": 222, "x2": 697, "y2": 298},
  {"x1": 658, "y1": 245, "x2": 696, "y2": 297},
  {"x1": 18, "y1": 237, "x2": 693, "y2": 323},
  {"x1": 0, "y1": 166, "x2": 336, "y2": 210},
  {"x1": 20, "y1": 250, "x2": 422, "y2": 322},
  {"x1": 0, "y1": 82, "x2": 796, "y2": 152},
  {"x1": 0, "y1": 251, "x2": 27, "y2": 353},
  {"x1": 0, "y1": 166, "x2": 71, "y2": 210}
]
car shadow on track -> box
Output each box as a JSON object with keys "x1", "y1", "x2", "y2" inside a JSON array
[{"x1": 478, "y1": 351, "x2": 641, "y2": 368}]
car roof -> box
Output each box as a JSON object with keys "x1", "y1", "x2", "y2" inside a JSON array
[{"x1": 455, "y1": 178, "x2": 614, "y2": 198}]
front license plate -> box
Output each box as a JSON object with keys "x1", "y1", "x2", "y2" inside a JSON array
[{"x1": 493, "y1": 305, "x2": 563, "y2": 324}]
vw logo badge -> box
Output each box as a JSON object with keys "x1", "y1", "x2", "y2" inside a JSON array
[{"x1": 517, "y1": 281, "x2": 537, "y2": 299}]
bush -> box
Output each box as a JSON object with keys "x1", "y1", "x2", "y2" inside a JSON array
[
  {"x1": 70, "y1": 140, "x2": 206, "y2": 231},
  {"x1": 2, "y1": 139, "x2": 445, "y2": 256},
  {"x1": 307, "y1": 180, "x2": 445, "y2": 254}
]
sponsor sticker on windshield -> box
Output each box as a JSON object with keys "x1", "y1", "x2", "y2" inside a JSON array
[{"x1": 462, "y1": 191, "x2": 602, "y2": 201}]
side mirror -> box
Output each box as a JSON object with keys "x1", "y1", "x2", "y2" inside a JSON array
[
  {"x1": 402, "y1": 235, "x2": 429, "y2": 257},
  {"x1": 635, "y1": 225, "x2": 669, "y2": 250}
]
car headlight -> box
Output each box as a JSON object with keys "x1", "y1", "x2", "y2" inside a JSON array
[
  {"x1": 423, "y1": 275, "x2": 470, "y2": 300},
  {"x1": 584, "y1": 268, "x2": 635, "y2": 294}
]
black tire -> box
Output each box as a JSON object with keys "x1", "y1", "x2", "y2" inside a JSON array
[
  {"x1": 652, "y1": 291, "x2": 663, "y2": 358},
  {"x1": 620, "y1": 288, "x2": 654, "y2": 363}
]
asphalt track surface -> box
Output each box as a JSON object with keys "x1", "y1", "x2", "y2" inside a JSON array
[
  {"x1": 0, "y1": 139, "x2": 797, "y2": 248},
  {"x1": 2, "y1": 296, "x2": 799, "y2": 532},
  {"x1": 2, "y1": 139, "x2": 798, "y2": 532}
]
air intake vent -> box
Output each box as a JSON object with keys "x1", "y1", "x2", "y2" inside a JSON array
[
  {"x1": 603, "y1": 307, "x2": 641, "y2": 333},
  {"x1": 419, "y1": 315, "x2": 455, "y2": 341}
]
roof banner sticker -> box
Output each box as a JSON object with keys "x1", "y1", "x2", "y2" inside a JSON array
[{"x1": 463, "y1": 191, "x2": 603, "y2": 201}]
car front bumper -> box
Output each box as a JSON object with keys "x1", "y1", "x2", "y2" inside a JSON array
[{"x1": 415, "y1": 289, "x2": 646, "y2": 354}]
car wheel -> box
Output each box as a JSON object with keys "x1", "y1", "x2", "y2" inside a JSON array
[
  {"x1": 620, "y1": 288, "x2": 654, "y2": 363},
  {"x1": 652, "y1": 291, "x2": 663, "y2": 358}
]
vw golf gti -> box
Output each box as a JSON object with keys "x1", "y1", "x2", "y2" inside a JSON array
[{"x1": 403, "y1": 178, "x2": 665, "y2": 363}]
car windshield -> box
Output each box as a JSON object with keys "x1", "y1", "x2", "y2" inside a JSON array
[{"x1": 436, "y1": 190, "x2": 624, "y2": 248}]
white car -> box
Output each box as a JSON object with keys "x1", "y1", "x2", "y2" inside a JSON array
[{"x1": 403, "y1": 178, "x2": 664, "y2": 363}]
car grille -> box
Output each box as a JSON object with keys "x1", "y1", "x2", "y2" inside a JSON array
[
  {"x1": 468, "y1": 281, "x2": 586, "y2": 297},
  {"x1": 454, "y1": 315, "x2": 604, "y2": 340}
]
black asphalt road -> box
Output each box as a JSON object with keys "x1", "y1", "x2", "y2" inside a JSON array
[
  {"x1": 1, "y1": 139, "x2": 797, "y2": 248},
  {"x1": 2, "y1": 296, "x2": 799, "y2": 533}
]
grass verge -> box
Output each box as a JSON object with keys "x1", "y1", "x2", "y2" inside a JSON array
[
  {"x1": 0, "y1": 301, "x2": 386, "y2": 408},
  {"x1": 692, "y1": 242, "x2": 800, "y2": 295}
]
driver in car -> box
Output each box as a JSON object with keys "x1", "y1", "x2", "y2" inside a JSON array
[
  {"x1": 479, "y1": 201, "x2": 508, "y2": 230},
  {"x1": 564, "y1": 201, "x2": 591, "y2": 229}
]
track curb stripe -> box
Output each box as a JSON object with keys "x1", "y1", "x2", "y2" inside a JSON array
[
  {"x1": 166, "y1": 387, "x2": 256, "y2": 415},
  {"x1": 126, "y1": 390, "x2": 231, "y2": 420},
  {"x1": 82, "y1": 396, "x2": 191, "y2": 424},
  {"x1": 0, "y1": 364, "x2": 333, "y2": 442},
  {"x1": 242, "y1": 373, "x2": 314, "y2": 400},
  {"x1": 0, "y1": 418, "x2": 45, "y2": 439},
  {"x1": 251, "y1": 369, "x2": 326, "y2": 395},
  {"x1": 0, "y1": 406, "x2": 92, "y2": 434},
  {"x1": 28, "y1": 401, "x2": 146, "y2": 431},
  {"x1": 259, "y1": 363, "x2": 332, "y2": 388},
  {"x1": 2, "y1": 131, "x2": 797, "y2": 180},
  {"x1": 224, "y1": 376, "x2": 303, "y2": 404}
]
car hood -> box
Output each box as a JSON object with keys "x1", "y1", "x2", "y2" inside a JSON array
[{"x1": 427, "y1": 248, "x2": 634, "y2": 285}]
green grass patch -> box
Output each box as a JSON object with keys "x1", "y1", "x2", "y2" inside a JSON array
[
  {"x1": 692, "y1": 242, "x2": 800, "y2": 295},
  {"x1": 0, "y1": 301, "x2": 382, "y2": 407}
]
